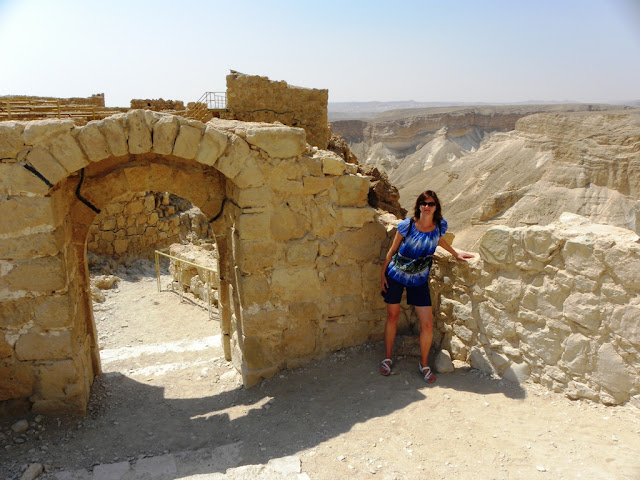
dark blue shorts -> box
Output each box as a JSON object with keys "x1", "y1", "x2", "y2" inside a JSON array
[{"x1": 382, "y1": 274, "x2": 432, "y2": 307}]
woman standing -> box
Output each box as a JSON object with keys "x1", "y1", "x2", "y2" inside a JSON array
[{"x1": 379, "y1": 190, "x2": 473, "y2": 383}]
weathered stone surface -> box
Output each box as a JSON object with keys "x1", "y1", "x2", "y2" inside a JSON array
[
  {"x1": 563, "y1": 292, "x2": 601, "y2": 331},
  {"x1": 99, "y1": 116, "x2": 129, "y2": 157},
  {"x1": 0, "y1": 162, "x2": 51, "y2": 196},
  {"x1": 334, "y1": 222, "x2": 387, "y2": 264},
  {"x1": 152, "y1": 115, "x2": 179, "y2": 155},
  {"x1": 0, "y1": 121, "x2": 25, "y2": 158},
  {"x1": 22, "y1": 119, "x2": 73, "y2": 145},
  {"x1": 603, "y1": 244, "x2": 640, "y2": 289},
  {"x1": 196, "y1": 126, "x2": 228, "y2": 166},
  {"x1": 321, "y1": 154, "x2": 346, "y2": 176},
  {"x1": 334, "y1": 174, "x2": 370, "y2": 207},
  {"x1": 25, "y1": 146, "x2": 68, "y2": 185},
  {"x1": 478, "y1": 301, "x2": 517, "y2": 340},
  {"x1": 593, "y1": 343, "x2": 634, "y2": 402},
  {"x1": 75, "y1": 121, "x2": 110, "y2": 162},
  {"x1": 215, "y1": 134, "x2": 250, "y2": 180},
  {"x1": 609, "y1": 303, "x2": 640, "y2": 347},
  {"x1": 479, "y1": 226, "x2": 513, "y2": 264},
  {"x1": 245, "y1": 125, "x2": 306, "y2": 158},
  {"x1": 233, "y1": 155, "x2": 264, "y2": 189},
  {"x1": 561, "y1": 333, "x2": 591, "y2": 375},
  {"x1": 1, "y1": 255, "x2": 67, "y2": 292},
  {"x1": 92, "y1": 461, "x2": 130, "y2": 480},
  {"x1": 270, "y1": 205, "x2": 307, "y2": 242},
  {"x1": 126, "y1": 110, "x2": 152, "y2": 154},
  {"x1": 483, "y1": 277, "x2": 522, "y2": 311},
  {"x1": 238, "y1": 274, "x2": 271, "y2": 306},
  {"x1": 0, "y1": 362, "x2": 35, "y2": 401},
  {"x1": 562, "y1": 238, "x2": 605, "y2": 279},
  {"x1": 435, "y1": 349, "x2": 455, "y2": 373},
  {"x1": 46, "y1": 131, "x2": 89, "y2": 172},
  {"x1": 173, "y1": 123, "x2": 204, "y2": 159},
  {"x1": 15, "y1": 331, "x2": 73, "y2": 360},
  {"x1": 286, "y1": 239, "x2": 319, "y2": 266},
  {"x1": 271, "y1": 267, "x2": 323, "y2": 302},
  {"x1": 522, "y1": 227, "x2": 562, "y2": 261},
  {"x1": 502, "y1": 361, "x2": 531, "y2": 384},
  {"x1": 0, "y1": 227, "x2": 64, "y2": 260}
]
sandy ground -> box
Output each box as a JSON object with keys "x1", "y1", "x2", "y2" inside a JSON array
[{"x1": 2, "y1": 259, "x2": 640, "y2": 480}]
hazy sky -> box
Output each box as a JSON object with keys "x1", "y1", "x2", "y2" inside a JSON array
[{"x1": 1, "y1": 0, "x2": 639, "y2": 107}]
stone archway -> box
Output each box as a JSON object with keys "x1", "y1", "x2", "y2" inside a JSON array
[{"x1": 1, "y1": 110, "x2": 389, "y2": 414}]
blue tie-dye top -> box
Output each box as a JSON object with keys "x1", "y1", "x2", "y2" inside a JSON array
[{"x1": 386, "y1": 217, "x2": 448, "y2": 287}]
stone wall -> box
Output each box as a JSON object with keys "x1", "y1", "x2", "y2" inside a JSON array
[
  {"x1": 87, "y1": 192, "x2": 212, "y2": 258},
  {"x1": 1, "y1": 94, "x2": 105, "y2": 107},
  {"x1": 427, "y1": 213, "x2": 640, "y2": 405},
  {"x1": 223, "y1": 72, "x2": 330, "y2": 149},
  {"x1": 130, "y1": 99, "x2": 185, "y2": 112}
]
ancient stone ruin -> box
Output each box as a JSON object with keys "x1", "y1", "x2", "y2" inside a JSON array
[{"x1": 1, "y1": 73, "x2": 638, "y2": 415}]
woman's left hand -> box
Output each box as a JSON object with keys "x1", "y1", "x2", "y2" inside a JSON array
[{"x1": 454, "y1": 251, "x2": 474, "y2": 261}]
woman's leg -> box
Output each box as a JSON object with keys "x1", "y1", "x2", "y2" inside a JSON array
[
  {"x1": 415, "y1": 306, "x2": 433, "y2": 368},
  {"x1": 384, "y1": 303, "x2": 401, "y2": 360}
]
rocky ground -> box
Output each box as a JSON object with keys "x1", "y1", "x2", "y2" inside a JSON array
[{"x1": 2, "y1": 258, "x2": 640, "y2": 480}]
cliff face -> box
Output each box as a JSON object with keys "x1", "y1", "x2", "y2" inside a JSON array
[{"x1": 333, "y1": 105, "x2": 640, "y2": 249}]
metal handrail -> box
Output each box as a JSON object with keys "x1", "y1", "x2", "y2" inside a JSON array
[{"x1": 194, "y1": 91, "x2": 227, "y2": 110}]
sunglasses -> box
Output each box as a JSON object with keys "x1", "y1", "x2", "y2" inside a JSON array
[{"x1": 420, "y1": 201, "x2": 437, "y2": 207}]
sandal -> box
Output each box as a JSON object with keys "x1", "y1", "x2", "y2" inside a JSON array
[
  {"x1": 419, "y1": 363, "x2": 436, "y2": 384},
  {"x1": 380, "y1": 358, "x2": 392, "y2": 376}
]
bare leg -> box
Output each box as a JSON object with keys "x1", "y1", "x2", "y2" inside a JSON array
[
  {"x1": 415, "y1": 306, "x2": 433, "y2": 368},
  {"x1": 384, "y1": 303, "x2": 401, "y2": 360}
]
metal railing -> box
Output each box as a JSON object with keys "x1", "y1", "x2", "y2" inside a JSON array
[
  {"x1": 198, "y1": 91, "x2": 227, "y2": 110},
  {"x1": 154, "y1": 248, "x2": 219, "y2": 322}
]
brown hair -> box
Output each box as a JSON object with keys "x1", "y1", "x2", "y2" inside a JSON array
[{"x1": 413, "y1": 190, "x2": 443, "y2": 229}]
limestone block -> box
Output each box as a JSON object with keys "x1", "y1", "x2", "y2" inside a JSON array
[
  {"x1": 196, "y1": 126, "x2": 228, "y2": 167},
  {"x1": 334, "y1": 175, "x2": 370, "y2": 207},
  {"x1": 114, "y1": 239, "x2": 128, "y2": 254},
  {"x1": 0, "y1": 162, "x2": 50, "y2": 196},
  {"x1": 322, "y1": 155, "x2": 346, "y2": 176},
  {"x1": 215, "y1": 134, "x2": 250, "y2": 180},
  {"x1": 517, "y1": 326, "x2": 563, "y2": 365},
  {"x1": 245, "y1": 125, "x2": 306, "y2": 158},
  {"x1": 522, "y1": 227, "x2": 562, "y2": 261},
  {"x1": 562, "y1": 238, "x2": 605, "y2": 279},
  {"x1": 322, "y1": 266, "x2": 363, "y2": 297},
  {"x1": 173, "y1": 123, "x2": 203, "y2": 159},
  {"x1": 286, "y1": 239, "x2": 319, "y2": 266},
  {"x1": 334, "y1": 222, "x2": 387, "y2": 265},
  {"x1": 452, "y1": 324, "x2": 473, "y2": 343},
  {"x1": 449, "y1": 299, "x2": 476, "y2": 329},
  {"x1": 479, "y1": 226, "x2": 513, "y2": 264},
  {"x1": 449, "y1": 336, "x2": 468, "y2": 359},
  {"x1": 99, "y1": 116, "x2": 129, "y2": 157},
  {"x1": 289, "y1": 301, "x2": 323, "y2": 321},
  {"x1": 502, "y1": 361, "x2": 531, "y2": 384},
  {"x1": 271, "y1": 267, "x2": 323, "y2": 303},
  {"x1": 600, "y1": 282, "x2": 629, "y2": 303},
  {"x1": 337, "y1": 207, "x2": 375, "y2": 227},
  {"x1": 478, "y1": 301, "x2": 517, "y2": 340},
  {"x1": 0, "y1": 121, "x2": 25, "y2": 158},
  {"x1": 15, "y1": 331, "x2": 72, "y2": 360},
  {"x1": 521, "y1": 283, "x2": 563, "y2": 320},
  {"x1": 1, "y1": 255, "x2": 67, "y2": 292},
  {"x1": 560, "y1": 333, "x2": 591, "y2": 375},
  {"x1": 435, "y1": 350, "x2": 455, "y2": 373},
  {"x1": 21, "y1": 119, "x2": 73, "y2": 145},
  {"x1": 0, "y1": 335, "x2": 13, "y2": 358},
  {"x1": 242, "y1": 335, "x2": 281, "y2": 371},
  {"x1": 236, "y1": 212, "x2": 271, "y2": 241},
  {"x1": 270, "y1": 205, "x2": 307, "y2": 242},
  {"x1": 610, "y1": 303, "x2": 640, "y2": 348},
  {"x1": 565, "y1": 381, "x2": 599, "y2": 401},
  {"x1": 25, "y1": 146, "x2": 68, "y2": 185},
  {"x1": 0, "y1": 361, "x2": 35, "y2": 401},
  {"x1": 299, "y1": 155, "x2": 323, "y2": 177},
  {"x1": 469, "y1": 347, "x2": 495, "y2": 375},
  {"x1": 270, "y1": 175, "x2": 304, "y2": 195},
  {"x1": 321, "y1": 318, "x2": 370, "y2": 352},
  {"x1": 238, "y1": 274, "x2": 271, "y2": 306},
  {"x1": 126, "y1": 110, "x2": 152, "y2": 154},
  {"x1": 233, "y1": 155, "x2": 265, "y2": 189},
  {"x1": 46, "y1": 131, "x2": 89, "y2": 173},
  {"x1": 0, "y1": 227, "x2": 65, "y2": 260},
  {"x1": 75, "y1": 122, "x2": 110, "y2": 162},
  {"x1": 152, "y1": 115, "x2": 180, "y2": 155},
  {"x1": 228, "y1": 186, "x2": 271, "y2": 209},
  {"x1": 301, "y1": 178, "x2": 333, "y2": 198},
  {"x1": 282, "y1": 325, "x2": 316, "y2": 358},
  {"x1": 563, "y1": 292, "x2": 601, "y2": 331},
  {"x1": 593, "y1": 343, "x2": 634, "y2": 403},
  {"x1": 484, "y1": 276, "x2": 523, "y2": 311},
  {"x1": 242, "y1": 310, "x2": 287, "y2": 337},
  {"x1": 34, "y1": 295, "x2": 73, "y2": 329},
  {"x1": 603, "y1": 244, "x2": 640, "y2": 289},
  {"x1": 36, "y1": 359, "x2": 79, "y2": 398}
]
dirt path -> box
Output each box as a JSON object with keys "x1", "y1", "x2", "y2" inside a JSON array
[{"x1": 2, "y1": 260, "x2": 639, "y2": 479}]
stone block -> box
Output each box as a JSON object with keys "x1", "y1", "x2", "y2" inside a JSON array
[
  {"x1": 0, "y1": 121, "x2": 25, "y2": 158},
  {"x1": 289, "y1": 301, "x2": 323, "y2": 322},
  {"x1": 479, "y1": 226, "x2": 513, "y2": 264},
  {"x1": 518, "y1": 325, "x2": 563, "y2": 365},
  {"x1": 334, "y1": 175, "x2": 370, "y2": 207},
  {"x1": 322, "y1": 266, "x2": 362, "y2": 297},
  {"x1": 82, "y1": 170, "x2": 130, "y2": 210},
  {"x1": 0, "y1": 227, "x2": 64, "y2": 260},
  {"x1": 561, "y1": 333, "x2": 591, "y2": 375},
  {"x1": 238, "y1": 274, "x2": 271, "y2": 306},
  {"x1": 434, "y1": 349, "x2": 455, "y2": 373},
  {"x1": 271, "y1": 267, "x2": 323, "y2": 303},
  {"x1": 0, "y1": 361, "x2": 35, "y2": 401},
  {"x1": 563, "y1": 292, "x2": 601, "y2": 331},
  {"x1": 233, "y1": 155, "x2": 264, "y2": 189},
  {"x1": 321, "y1": 318, "x2": 370, "y2": 352},
  {"x1": 234, "y1": 240, "x2": 282, "y2": 274},
  {"x1": 609, "y1": 303, "x2": 640, "y2": 347},
  {"x1": 25, "y1": 146, "x2": 68, "y2": 185},
  {"x1": 99, "y1": 116, "x2": 129, "y2": 157},
  {"x1": 15, "y1": 331, "x2": 73, "y2": 361},
  {"x1": 215, "y1": 134, "x2": 250, "y2": 180},
  {"x1": 152, "y1": 115, "x2": 179, "y2": 155},
  {"x1": 469, "y1": 347, "x2": 495, "y2": 375},
  {"x1": 36, "y1": 359, "x2": 79, "y2": 398},
  {"x1": 328, "y1": 294, "x2": 363, "y2": 317},
  {"x1": 484, "y1": 276, "x2": 522, "y2": 311},
  {"x1": 603, "y1": 245, "x2": 640, "y2": 289},
  {"x1": 303, "y1": 176, "x2": 334, "y2": 195},
  {"x1": 126, "y1": 110, "x2": 152, "y2": 154},
  {"x1": 478, "y1": 301, "x2": 517, "y2": 340},
  {"x1": 75, "y1": 121, "x2": 110, "y2": 162},
  {"x1": 242, "y1": 335, "x2": 281, "y2": 371},
  {"x1": 334, "y1": 222, "x2": 387, "y2": 265},
  {"x1": 270, "y1": 205, "x2": 307, "y2": 242},
  {"x1": 34, "y1": 295, "x2": 74, "y2": 329},
  {"x1": 1, "y1": 255, "x2": 67, "y2": 292},
  {"x1": 236, "y1": 212, "x2": 271, "y2": 242},
  {"x1": 286, "y1": 239, "x2": 319, "y2": 266},
  {"x1": 562, "y1": 238, "x2": 605, "y2": 279},
  {"x1": 593, "y1": 343, "x2": 634, "y2": 403},
  {"x1": 196, "y1": 126, "x2": 229, "y2": 166},
  {"x1": 22, "y1": 119, "x2": 73, "y2": 145},
  {"x1": 337, "y1": 207, "x2": 375, "y2": 227},
  {"x1": 173, "y1": 123, "x2": 203, "y2": 159},
  {"x1": 522, "y1": 226, "x2": 562, "y2": 261},
  {"x1": 245, "y1": 125, "x2": 306, "y2": 158},
  {"x1": 46, "y1": 131, "x2": 89, "y2": 173},
  {"x1": 0, "y1": 162, "x2": 50, "y2": 196},
  {"x1": 231, "y1": 186, "x2": 272, "y2": 208},
  {"x1": 321, "y1": 155, "x2": 346, "y2": 176},
  {"x1": 502, "y1": 361, "x2": 530, "y2": 384}
]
